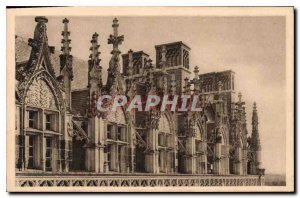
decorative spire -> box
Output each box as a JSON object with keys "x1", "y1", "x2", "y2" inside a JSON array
[
  {"x1": 128, "y1": 49, "x2": 134, "y2": 78},
  {"x1": 61, "y1": 18, "x2": 71, "y2": 55},
  {"x1": 108, "y1": 18, "x2": 124, "y2": 58},
  {"x1": 252, "y1": 102, "x2": 258, "y2": 126},
  {"x1": 194, "y1": 65, "x2": 199, "y2": 80},
  {"x1": 251, "y1": 102, "x2": 261, "y2": 150},
  {"x1": 59, "y1": 18, "x2": 73, "y2": 80},
  {"x1": 106, "y1": 18, "x2": 125, "y2": 92},
  {"x1": 88, "y1": 32, "x2": 102, "y2": 88},
  {"x1": 89, "y1": 32, "x2": 100, "y2": 64}
]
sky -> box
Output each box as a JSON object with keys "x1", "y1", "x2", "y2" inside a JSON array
[{"x1": 16, "y1": 16, "x2": 286, "y2": 175}]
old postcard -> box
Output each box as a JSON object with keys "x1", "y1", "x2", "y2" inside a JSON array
[{"x1": 6, "y1": 7, "x2": 294, "y2": 192}]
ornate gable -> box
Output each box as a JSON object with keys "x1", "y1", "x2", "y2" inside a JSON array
[
  {"x1": 16, "y1": 17, "x2": 55, "y2": 81},
  {"x1": 16, "y1": 16, "x2": 64, "y2": 110}
]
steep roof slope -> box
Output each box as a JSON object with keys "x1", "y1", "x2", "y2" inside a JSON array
[{"x1": 15, "y1": 35, "x2": 88, "y2": 90}]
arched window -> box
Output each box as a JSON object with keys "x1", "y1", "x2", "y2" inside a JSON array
[
  {"x1": 24, "y1": 78, "x2": 60, "y2": 172},
  {"x1": 106, "y1": 108, "x2": 128, "y2": 172},
  {"x1": 158, "y1": 114, "x2": 174, "y2": 173}
]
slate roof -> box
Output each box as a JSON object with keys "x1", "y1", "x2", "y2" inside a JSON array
[
  {"x1": 15, "y1": 35, "x2": 88, "y2": 90},
  {"x1": 15, "y1": 36, "x2": 32, "y2": 64},
  {"x1": 71, "y1": 88, "x2": 89, "y2": 116}
]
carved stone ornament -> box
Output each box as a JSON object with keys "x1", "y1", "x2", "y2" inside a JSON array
[
  {"x1": 17, "y1": 17, "x2": 63, "y2": 111},
  {"x1": 147, "y1": 108, "x2": 161, "y2": 130},
  {"x1": 21, "y1": 71, "x2": 64, "y2": 111},
  {"x1": 107, "y1": 108, "x2": 126, "y2": 124},
  {"x1": 25, "y1": 78, "x2": 58, "y2": 110},
  {"x1": 17, "y1": 17, "x2": 56, "y2": 83}
]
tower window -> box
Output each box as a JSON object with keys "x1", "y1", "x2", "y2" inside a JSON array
[{"x1": 28, "y1": 111, "x2": 38, "y2": 129}]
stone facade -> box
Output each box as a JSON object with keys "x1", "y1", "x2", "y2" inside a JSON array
[{"x1": 15, "y1": 16, "x2": 265, "y2": 179}]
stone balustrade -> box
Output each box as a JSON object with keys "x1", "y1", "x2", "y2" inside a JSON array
[{"x1": 16, "y1": 173, "x2": 265, "y2": 187}]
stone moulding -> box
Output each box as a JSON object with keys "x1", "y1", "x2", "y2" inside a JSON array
[{"x1": 16, "y1": 174, "x2": 264, "y2": 187}]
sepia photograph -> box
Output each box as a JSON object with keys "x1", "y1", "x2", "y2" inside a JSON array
[{"x1": 6, "y1": 7, "x2": 294, "y2": 192}]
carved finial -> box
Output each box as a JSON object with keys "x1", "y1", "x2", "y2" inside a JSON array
[
  {"x1": 106, "y1": 18, "x2": 125, "y2": 92},
  {"x1": 88, "y1": 32, "x2": 102, "y2": 87},
  {"x1": 61, "y1": 18, "x2": 71, "y2": 55},
  {"x1": 89, "y1": 32, "x2": 100, "y2": 64},
  {"x1": 62, "y1": 18, "x2": 69, "y2": 23},
  {"x1": 112, "y1": 18, "x2": 119, "y2": 36},
  {"x1": 194, "y1": 66, "x2": 199, "y2": 79},
  {"x1": 29, "y1": 16, "x2": 49, "y2": 47},
  {"x1": 35, "y1": 16, "x2": 48, "y2": 23},
  {"x1": 108, "y1": 18, "x2": 124, "y2": 55},
  {"x1": 253, "y1": 102, "x2": 257, "y2": 111},
  {"x1": 59, "y1": 17, "x2": 73, "y2": 79}
]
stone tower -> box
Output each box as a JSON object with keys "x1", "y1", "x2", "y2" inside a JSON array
[
  {"x1": 155, "y1": 41, "x2": 191, "y2": 94},
  {"x1": 59, "y1": 18, "x2": 73, "y2": 110},
  {"x1": 122, "y1": 51, "x2": 149, "y2": 76}
]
